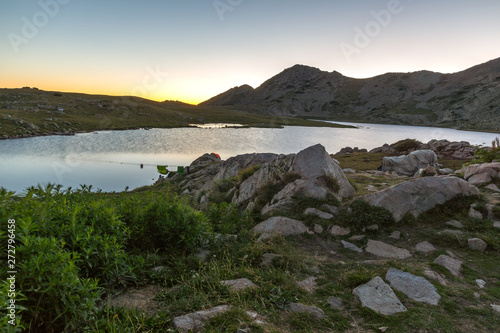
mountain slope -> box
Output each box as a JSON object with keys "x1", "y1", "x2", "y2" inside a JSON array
[{"x1": 201, "y1": 58, "x2": 500, "y2": 131}]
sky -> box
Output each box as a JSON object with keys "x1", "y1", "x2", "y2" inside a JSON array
[{"x1": 1, "y1": 0, "x2": 499, "y2": 104}]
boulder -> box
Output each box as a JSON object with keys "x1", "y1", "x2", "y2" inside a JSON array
[
  {"x1": 288, "y1": 303, "x2": 325, "y2": 319},
  {"x1": 251, "y1": 216, "x2": 307, "y2": 241},
  {"x1": 468, "y1": 238, "x2": 487, "y2": 251},
  {"x1": 382, "y1": 150, "x2": 438, "y2": 176},
  {"x1": 327, "y1": 296, "x2": 343, "y2": 309},
  {"x1": 330, "y1": 225, "x2": 351, "y2": 236},
  {"x1": 353, "y1": 276, "x2": 407, "y2": 315},
  {"x1": 415, "y1": 241, "x2": 436, "y2": 253},
  {"x1": 341, "y1": 240, "x2": 363, "y2": 253},
  {"x1": 445, "y1": 220, "x2": 464, "y2": 228},
  {"x1": 188, "y1": 153, "x2": 222, "y2": 173},
  {"x1": 468, "y1": 173, "x2": 492, "y2": 186},
  {"x1": 304, "y1": 208, "x2": 334, "y2": 220},
  {"x1": 464, "y1": 162, "x2": 500, "y2": 180},
  {"x1": 173, "y1": 305, "x2": 231, "y2": 332},
  {"x1": 359, "y1": 176, "x2": 480, "y2": 222},
  {"x1": 365, "y1": 240, "x2": 411, "y2": 259},
  {"x1": 385, "y1": 268, "x2": 441, "y2": 305},
  {"x1": 485, "y1": 183, "x2": 500, "y2": 192}
]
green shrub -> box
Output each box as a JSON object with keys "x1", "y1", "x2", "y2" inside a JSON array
[
  {"x1": 320, "y1": 174, "x2": 340, "y2": 193},
  {"x1": 392, "y1": 138, "x2": 422, "y2": 153},
  {"x1": 339, "y1": 200, "x2": 395, "y2": 231},
  {"x1": 238, "y1": 165, "x2": 262, "y2": 183}
]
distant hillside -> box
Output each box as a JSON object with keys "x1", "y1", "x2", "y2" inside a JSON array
[{"x1": 201, "y1": 58, "x2": 500, "y2": 131}]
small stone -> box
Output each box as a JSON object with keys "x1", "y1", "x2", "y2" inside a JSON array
[
  {"x1": 173, "y1": 305, "x2": 231, "y2": 332},
  {"x1": 341, "y1": 240, "x2": 363, "y2": 253},
  {"x1": 494, "y1": 221, "x2": 500, "y2": 229},
  {"x1": 445, "y1": 250, "x2": 459, "y2": 259},
  {"x1": 314, "y1": 224, "x2": 324, "y2": 234},
  {"x1": 305, "y1": 208, "x2": 334, "y2": 220},
  {"x1": 237, "y1": 329, "x2": 250, "y2": 333},
  {"x1": 349, "y1": 235, "x2": 365, "y2": 241},
  {"x1": 474, "y1": 292, "x2": 481, "y2": 300},
  {"x1": 366, "y1": 224, "x2": 379, "y2": 231},
  {"x1": 485, "y1": 183, "x2": 500, "y2": 192},
  {"x1": 423, "y1": 270, "x2": 447, "y2": 286},
  {"x1": 353, "y1": 276, "x2": 407, "y2": 315},
  {"x1": 434, "y1": 255, "x2": 463, "y2": 277},
  {"x1": 320, "y1": 204, "x2": 340, "y2": 215},
  {"x1": 468, "y1": 207, "x2": 484, "y2": 220},
  {"x1": 445, "y1": 220, "x2": 464, "y2": 228},
  {"x1": 468, "y1": 238, "x2": 487, "y2": 251},
  {"x1": 389, "y1": 231, "x2": 401, "y2": 239},
  {"x1": 475, "y1": 279, "x2": 486, "y2": 289},
  {"x1": 491, "y1": 304, "x2": 500, "y2": 313},
  {"x1": 366, "y1": 240, "x2": 411, "y2": 259},
  {"x1": 415, "y1": 241, "x2": 436, "y2": 253},
  {"x1": 330, "y1": 225, "x2": 351, "y2": 236},
  {"x1": 438, "y1": 229, "x2": 464, "y2": 236},
  {"x1": 379, "y1": 327, "x2": 389, "y2": 332},
  {"x1": 297, "y1": 277, "x2": 318, "y2": 293},
  {"x1": 289, "y1": 303, "x2": 325, "y2": 319},
  {"x1": 327, "y1": 296, "x2": 343, "y2": 309},
  {"x1": 220, "y1": 278, "x2": 257, "y2": 292},
  {"x1": 385, "y1": 268, "x2": 441, "y2": 305},
  {"x1": 261, "y1": 253, "x2": 280, "y2": 267},
  {"x1": 468, "y1": 173, "x2": 492, "y2": 186}
]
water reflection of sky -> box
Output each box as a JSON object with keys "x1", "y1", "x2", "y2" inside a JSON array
[{"x1": 1, "y1": 123, "x2": 498, "y2": 194}]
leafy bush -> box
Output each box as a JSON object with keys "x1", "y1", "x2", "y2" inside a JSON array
[
  {"x1": 339, "y1": 200, "x2": 395, "y2": 231},
  {"x1": 392, "y1": 138, "x2": 422, "y2": 153},
  {"x1": 468, "y1": 138, "x2": 500, "y2": 164},
  {"x1": 238, "y1": 165, "x2": 262, "y2": 183}
]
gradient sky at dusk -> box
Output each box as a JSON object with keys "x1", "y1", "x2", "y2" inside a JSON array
[{"x1": 1, "y1": 0, "x2": 499, "y2": 104}]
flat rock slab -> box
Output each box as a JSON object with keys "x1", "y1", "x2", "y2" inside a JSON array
[
  {"x1": 491, "y1": 304, "x2": 500, "y2": 313},
  {"x1": 366, "y1": 240, "x2": 411, "y2": 259},
  {"x1": 331, "y1": 225, "x2": 351, "y2": 236},
  {"x1": 445, "y1": 220, "x2": 464, "y2": 228},
  {"x1": 220, "y1": 278, "x2": 257, "y2": 292},
  {"x1": 385, "y1": 268, "x2": 441, "y2": 305},
  {"x1": 251, "y1": 216, "x2": 307, "y2": 241},
  {"x1": 494, "y1": 221, "x2": 500, "y2": 229},
  {"x1": 438, "y1": 229, "x2": 464, "y2": 236},
  {"x1": 288, "y1": 302, "x2": 325, "y2": 319},
  {"x1": 305, "y1": 208, "x2": 334, "y2": 220},
  {"x1": 173, "y1": 305, "x2": 231, "y2": 332},
  {"x1": 341, "y1": 240, "x2": 363, "y2": 253},
  {"x1": 297, "y1": 277, "x2": 318, "y2": 293},
  {"x1": 434, "y1": 255, "x2": 463, "y2": 276},
  {"x1": 415, "y1": 241, "x2": 436, "y2": 253},
  {"x1": 353, "y1": 276, "x2": 407, "y2": 315},
  {"x1": 424, "y1": 270, "x2": 447, "y2": 286}
]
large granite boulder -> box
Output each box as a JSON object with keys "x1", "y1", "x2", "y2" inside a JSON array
[
  {"x1": 382, "y1": 150, "x2": 439, "y2": 176},
  {"x1": 251, "y1": 216, "x2": 308, "y2": 241},
  {"x1": 464, "y1": 162, "x2": 500, "y2": 183},
  {"x1": 359, "y1": 176, "x2": 480, "y2": 222}
]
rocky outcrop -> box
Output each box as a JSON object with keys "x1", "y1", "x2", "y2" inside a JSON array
[
  {"x1": 368, "y1": 139, "x2": 476, "y2": 160},
  {"x1": 382, "y1": 150, "x2": 438, "y2": 176},
  {"x1": 359, "y1": 176, "x2": 480, "y2": 222}
]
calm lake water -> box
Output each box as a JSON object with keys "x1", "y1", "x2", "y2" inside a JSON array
[{"x1": 0, "y1": 122, "x2": 498, "y2": 194}]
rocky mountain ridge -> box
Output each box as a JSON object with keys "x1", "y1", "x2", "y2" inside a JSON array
[{"x1": 201, "y1": 58, "x2": 500, "y2": 131}]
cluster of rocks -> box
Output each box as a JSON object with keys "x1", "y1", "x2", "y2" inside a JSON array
[
  {"x1": 367, "y1": 139, "x2": 476, "y2": 160},
  {"x1": 462, "y1": 162, "x2": 500, "y2": 189}
]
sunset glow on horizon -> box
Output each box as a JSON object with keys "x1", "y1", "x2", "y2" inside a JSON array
[{"x1": 1, "y1": 0, "x2": 499, "y2": 104}]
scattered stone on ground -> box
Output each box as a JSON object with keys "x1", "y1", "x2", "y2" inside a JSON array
[
  {"x1": 445, "y1": 220, "x2": 464, "y2": 228},
  {"x1": 469, "y1": 206, "x2": 484, "y2": 219},
  {"x1": 330, "y1": 225, "x2": 351, "y2": 236},
  {"x1": 467, "y1": 173, "x2": 492, "y2": 186},
  {"x1": 491, "y1": 304, "x2": 500, "y2": 314},
  {"x1": 359, "y1": 176, "x2": 480, "y2": 222},
  {"x1": 389, "y1": 231, "x2": 401, "y2": 239},
  {"x1": 434, "y1": 255, "x2": 463, "y2": 277},
  {"x1": 341, "y1": 240, "x2": 363, "y2": 253},
  {"x1": 173, "y1": 305, "x2": 231, "y2": 332},
  {"x1": 353, "y1": 276, "x2": 407, "y2": 315},
  {"x1": 251, "y1": 216, "x2": 307, "y2": 241},
  {"x1": 327, "y1": 296, "x2": 343, "y2": 309},
  {"x1": 288, "y1": 302, "x2": 325, "y2": 319},
  {"x1": 385, "y1": 268, "x2": 441, "y2": 305},
  {"x1": 468, "y1": 238, "x2": 487, "y2": 251},
  {"x1": 423, "y1": 269, "x2": 447, "y2": 286},
  {"x1": 314, "y1": 224, "x2": 324, "y2": 234},
  {"x1": 220, "y1": 278, "x2": 257, "y2": 292},
  {"x1": 476, "y1": 279, "x2": 486, "y2": 289},
  {"x1": 297, "y1": 277, "x2": 318, "y2": 293},
  {"x1": 105, "y1": 285, "x2": 163, "y2": 316},
  {"x1": 365, "y1": 240, "x2": 411, "y2": 259},
  {"x1": 305, "y1": 207, "x2": 334, "y2": 220},
  {"x1": 415, "y1": 241, "x2": 436, "y2": 253},
  {"x1": 438, "y1": 229, "x2": 464, "y2": 236},
  {"x1": 494, "y1": 221, "x2": 500, "y2": 229},
  {"x1": 349, "y1": 235, "x2": 365, "y2": 241},
  {"x1": 485, "y1": 183, "x2": 500, "y2": 192}
]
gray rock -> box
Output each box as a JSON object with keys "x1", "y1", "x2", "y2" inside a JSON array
[
  {"x1": 314, "y1": 224, "x2": 324, "y2": 234},
  {"x1": 220, "y1": 278, "x2": 257, "y2": 292},
  {"x1": 305, "y1": 208, "x2": 334, "y2": 220},
  {"x1": 485, "y1": 183, "x2": 500, "y2": 192},
  {"x1": 389, "y1": 231, "x2": 401, "y2": 239},
  {"x1": 434, "y1": 255, "x2": 463, "y2": 276},
  {"x1": 491, "y1": 304, "x2": 500, "y2": 313},
  {"x1": 330, "y1": 225, "x2": 351, "y2": 236},
  {"x1": 365, "y1": 240, "x2": 411, "y2": 259},
  {"x1": 366, "y1": 224, "x2": 379, "y2": 231},
  {"x1": 464, "y1": 162, "x2": 500, "y2": 180},
  {"x1": 468, "y1": 238, "x2": 487, "y2": 251},
  {"x1": 353, "y1": 276, "x2": 407, "y2": 315},
  {"x1": 415, "y1": 241, "x2": 436, "y2": 253},
  {"x1": 423, "y1": 270, "x2": 447, "y2": 286},
  {"x1": 382, "y1": 150, "x2": 438, "y2": 176},
  {"x1": 349, "y1": 235, "x2": 365, "y2": 241},
  {"x1": 468, "y1": 173, "x2": 492, "y2": 186},
  {"x1": 468, "y1": 206, "x2": 484, "y2": 220},
  {"x1": 327, "y1": 296, "x2": 343, "y2": 309},
  {"x1": 385, "y1": 268, "x2": 441, "y2": 305},
  {"x1": 494, "y1": 221, "x2": 500, "y2": 229},
  {"x1": 297, "y1": 277, "x2": 318, "y2": 293},
  {"x1": 173, "y1": 305, "x2": 231, "y2": 332},
  {"x1": 289, "y1": 303, "x2": 325, "y2": 319},
  {"x1": 475, "y1": 279, "x2": 486, "y2": 289},
  {"x1": 359, "y1": 176, "x2": 480, "y2": 222},
  {"x1": 261, "y1": 253, "x2": 280, "y2": 267},
  {"x1": 445, "y1": 220, "x2": 464, "y2": 228},
  {"x1": 341, "y1": 240, "x2": 363, "y2": 253},
  {"x1": 251, "y1": 216, "x2": 307, "y2": 241},
  {"x1": 320, "y1": 204, "x2": 340, "y2": 215}
]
